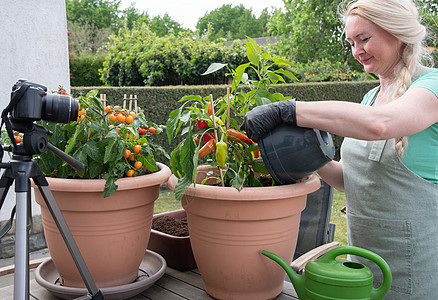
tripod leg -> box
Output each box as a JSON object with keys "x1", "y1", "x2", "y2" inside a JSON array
[
  {"x1": 37, "y1": 185, "x2": 103, "y2": 299},
  {"x1": 14, "y1": 172, "x2": 30, "y2": 300}
]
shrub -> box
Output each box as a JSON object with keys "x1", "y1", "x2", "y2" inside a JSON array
[
  {"x1": 70, "y1": 52, "x2": 106, "y2": 86},
  {"x1": 100, "y1": 23, "x2": 248, "y2": 86},
  {"x1": 294, "y1": 58, "x2": 372, "y2": 82}
]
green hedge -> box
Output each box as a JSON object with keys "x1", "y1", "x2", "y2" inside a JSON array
[
  {"x1": 72, "y1": 80, "x2": 379, "y2": 163},
  {"x1": 70, "y1": 53, "x2": 106, "y2": 86}
]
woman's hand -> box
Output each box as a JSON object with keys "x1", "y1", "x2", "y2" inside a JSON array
[{"x1": 241, "y1": 99, "x2": 297, "y2": 142}]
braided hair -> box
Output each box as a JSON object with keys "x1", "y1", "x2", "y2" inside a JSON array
[{"x1": 340, "y1": 0, "x2": 433, "y2": 156}]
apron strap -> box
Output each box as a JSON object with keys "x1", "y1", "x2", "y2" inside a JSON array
[{"x1": 368, "y1": 140, "x2": 387, "y2": 162}]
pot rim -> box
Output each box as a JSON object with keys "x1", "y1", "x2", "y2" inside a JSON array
[
  {"x1": 168, "y1": 172, "x2": 320, "y2": 201},
  {"x1": 34, "y1": 162, "x2": 171, "y2": 192}
]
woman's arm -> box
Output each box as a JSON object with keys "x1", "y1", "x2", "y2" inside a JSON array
[
  {"x1": 317, "y1": 160, "x2": 345, "y2": 192},
  {"x1": 296, "y1": 87, "x2": 438, "y2": 140}
]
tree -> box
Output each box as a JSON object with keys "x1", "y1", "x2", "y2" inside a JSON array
[
  {"x1": 150, "y1": 14, "x2": 186, "y2": 37},
  {"x1": 66, "y1": 0, "x2": 121, "y2": 30},
  {"x1": 196, "y1": 4, "x2": 269, "y2": 41},
  {"x1": 68, "y1": 20, "x2": 112, "y2": 55},
  {"x1": 268, "y1": 0, "x2": 351, "y2": 63},
  {"x1": 417, "y1": 0, "x2": 438, "y2": 66},
  {"x1": 120, "y1": 3, "x2": 149, "y2": 30},
  {"x1": 267, "y1": 0, "x2": 438, "y2": 69}
]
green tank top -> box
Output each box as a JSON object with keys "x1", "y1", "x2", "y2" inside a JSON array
[{"x1": 361, "y1": 68, "x2": 438, "y2": 183}]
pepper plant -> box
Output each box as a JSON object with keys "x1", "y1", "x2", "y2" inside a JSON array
[
  {"x1": 34, "y1": 89, "x2": 168, "y2": 197},
  {"x1": 166, "y1": 37, "x2": 297, "y2": 200}
]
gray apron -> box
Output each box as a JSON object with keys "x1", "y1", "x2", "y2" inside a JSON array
[{"x1": 341, "y1": 137, "x2": 438, "y2": 299}]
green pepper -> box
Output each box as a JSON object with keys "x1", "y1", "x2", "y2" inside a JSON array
[
  {"x1": 216, "y1": 137, "x2": 227, "y2": 168},
  {"x1": 208, "y1": 115, "x2": 226, "y2": 137}
]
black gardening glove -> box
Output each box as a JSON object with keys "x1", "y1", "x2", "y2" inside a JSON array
[{"x1": 241, "y1": 99, "x2": 297, "y2": 142}]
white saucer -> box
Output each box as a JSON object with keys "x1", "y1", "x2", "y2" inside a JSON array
[{"x1": 35, "y1": 250, "x2": 167, "y2": 300}]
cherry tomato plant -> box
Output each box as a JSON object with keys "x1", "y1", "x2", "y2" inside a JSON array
[
  {"x1": 167, "y1": 37, "x2": 296, "y2": 200},
  {"x1": 36, "y1": 89, "x2": 168, "y2": 197}
]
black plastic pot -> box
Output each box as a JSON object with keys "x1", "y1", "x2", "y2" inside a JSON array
[{"x1": 259, "y1": 124, "x2": 335, "y2": 185}]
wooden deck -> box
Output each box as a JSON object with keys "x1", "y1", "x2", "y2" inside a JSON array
[{"x1": 0, "y1": 259, "x2": 299, "y2": 299}]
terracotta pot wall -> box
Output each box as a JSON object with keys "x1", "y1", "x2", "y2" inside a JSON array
[
  {"x1": 168, "y1": 168, "x2": 320, "y2": 299},
  {"x1": 34, "y1": 163, "x2": 171, "y2": 288}
]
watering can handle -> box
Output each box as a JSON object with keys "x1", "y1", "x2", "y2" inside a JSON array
[
  {"x1": 319, "y1": 246, "x2": 392, "y2": 300},
  {"x1": 290, "y1": 242, "x2": 340, "y2": 273}
]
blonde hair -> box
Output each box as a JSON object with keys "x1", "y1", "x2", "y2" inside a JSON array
[{"x1": 340, "y1": 0, "x2": 432, "y2": 157}]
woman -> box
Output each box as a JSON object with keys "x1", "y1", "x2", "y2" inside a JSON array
[{"x1": 242, "y1": 0, "x2": 438, "y2": 298}]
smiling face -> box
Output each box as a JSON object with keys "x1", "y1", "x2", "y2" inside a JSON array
[{"x1": 345, "y1": 14, "x2": 405, "y2": 79}]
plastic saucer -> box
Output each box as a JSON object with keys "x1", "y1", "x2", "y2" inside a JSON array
[{"x1": 35, "y1": 250, "x2": 166, "y2": 300}]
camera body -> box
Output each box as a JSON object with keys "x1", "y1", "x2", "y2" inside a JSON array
[
  {"x1": 2, "y1": 79, "x2": 79, "y2": 156},
  {"x1": 11, "y1": 79, "x2": 78, "y2": 124}
]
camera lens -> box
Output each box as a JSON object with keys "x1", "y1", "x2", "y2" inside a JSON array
[{"x1": 42, "y1": 94, "x2": 79, "y2": 123}]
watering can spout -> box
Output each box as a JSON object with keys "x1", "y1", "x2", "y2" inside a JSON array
[{"x1": 261, "y1": 250, "x2": 306, "y2": 299}]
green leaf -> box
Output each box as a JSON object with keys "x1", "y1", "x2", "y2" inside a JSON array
[
  {"x1": 271, "y1": 57, "x2": 295, "y2": 66},
  {"x1": 245, "y1": 37, "x2": 261, "y2": 66},
  {"x1": 86, "y1": 90, "x2": 104, "y2": 110},
  {"x1": 275, "y1": 69, "x2": 298, "y2": 81},
  {"x1": 252, "y1": 158, "x2": 269, "y2": 174},
  {"x1": 83, "y1": 141, "x2": 100, "y2": 162},
  {"x1": 267, "y1": 72, "x2": 284, "y2": 84},
  {"x1": 234, "y1": 63, "x2": 250, "y2": 84},
  {"x1": 88, "y1": 160, "x2": 103, "y2": 178},
  {"x1": 173, "y1": 175, "x2": 192, "y2": 201},
  {"x1": 166, "y1": 108, "x2": 181, "y2": 143},
  {"x1": 179, "y1": 128, "x2": 196, "y2": 183},
  {"x1": 230, "y1": 167, "x2": 245, "y2": 190},
  {"x1": 170, "y1": 142, "x2": 183, "y2": 177},
  {"x1": 65, "y1": 125, "x2": 81, "y2": 154},
  {"x1": 138, "y1": 152, "x2": 159, "y2": 171},
  {"x1": 201, "y1": 63, "x2": 227, "y2": 75},
  {"x1": 103, "y1": 175, "x2": 118, "y2": 198},
  {"x1": 104, "y1": 139, "x2": 117, "y2": 163}
]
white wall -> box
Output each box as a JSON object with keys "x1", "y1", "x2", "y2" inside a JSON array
[{"x1": 0, "y1": 0, "x2": 70, "y2": 221}]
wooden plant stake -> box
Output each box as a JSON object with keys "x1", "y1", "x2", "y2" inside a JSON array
[
  {"x1": 209, "y1": 94, "x2": 225, "y2": 187},
  {"x1": 99, "y1": 94, "x2": 107, "y2": 140},
  {"x1": 134, "y1": 95, "x2": 138, "y2": 111},
  {"x1": 226, "y1": 88, "x2": 231, "y2": 153}
]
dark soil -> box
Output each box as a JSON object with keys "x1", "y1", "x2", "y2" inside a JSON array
[{"x1": 152, "y1": 216, "x2": 189, "y2": 237}]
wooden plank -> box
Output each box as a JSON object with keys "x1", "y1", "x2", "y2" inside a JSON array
[
  {"x1": 0, "y1": 257, "x2": 48, "y2": 277},
  {"x1": 0, "y1": 263, "x2": 299, "y2": 300},
  {"x1": 165, "y1": 268, "x2": 205, "y2": 289},
  {"x1": 151, "y1": 273, "x2": 213, "y2": 299},
  {"x1": 139, "y1": 283, "x2": 187, "y2": 299},
  {"x1": 280, "y1": 280, "x2": 299, "y2": 299}
]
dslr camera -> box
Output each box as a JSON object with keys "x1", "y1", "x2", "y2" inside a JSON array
[
  {"x1": 2, "y1": 79, "x2": 79, "y2": 156},
  {"x1": 10, "y1": 79, "x2": 78, "y2": 123}
]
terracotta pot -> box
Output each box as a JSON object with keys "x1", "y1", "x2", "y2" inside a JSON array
[
  {"x1": 167, "y1": 166, "x2": 320, "y2": 300},
  {"x1": 34, "y1": 163, "x2": 171, "y2": 288},
  {"x1": 147, "y1": 209, "x2": 196, "y2": 271}
]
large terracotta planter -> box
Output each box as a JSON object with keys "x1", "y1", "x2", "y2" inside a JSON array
[
  {"x1": 34, "y1": 163, "x2": 171, "y2": 288},
  {"x1": 167, "y1": 167, "x2": 320, "y2": 300}
]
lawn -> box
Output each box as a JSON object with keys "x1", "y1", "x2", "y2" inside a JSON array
[
  {"x1": 331, "y1": 189, "x2": 347, "y2": 246},
  {"x1": 155, "y1": 188, "x2": 348, "y2": 246}
]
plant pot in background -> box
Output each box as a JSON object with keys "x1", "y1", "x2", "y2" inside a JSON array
[
  {"x1": 33, "y1": 163, "x2": 171, "y2": 288},
  {"x1": 147, "y1": 209, "x2": 196, "y2": 271},
  {"x1": 167, "y1": 167, "x2": 320, "y2": 300}
]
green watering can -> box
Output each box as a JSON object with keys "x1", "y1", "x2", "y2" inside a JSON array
[{"x1": 262, "y1": 245, "x2": 392, "y2": 300}]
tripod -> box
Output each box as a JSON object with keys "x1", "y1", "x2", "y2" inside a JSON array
[{"x1": 0, "y1": 146, "x2": 104, "y2": 299}]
